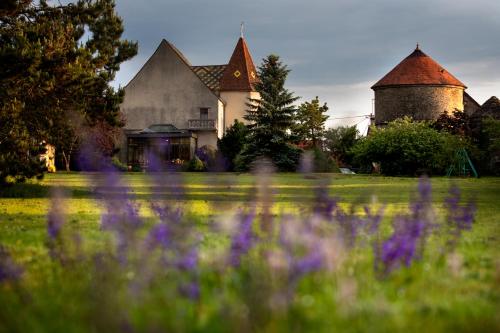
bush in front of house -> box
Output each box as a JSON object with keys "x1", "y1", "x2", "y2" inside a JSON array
[
  {"x1": 352, "y1": 117, "x2": 466, "y2": 176},
  {"x1": 186, "y1": 155, "x2": 206, "y2": 171}
]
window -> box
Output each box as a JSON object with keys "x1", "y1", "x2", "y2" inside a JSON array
[{"x1": 200, "y1": 108, "x2": 209, "y2": 120}]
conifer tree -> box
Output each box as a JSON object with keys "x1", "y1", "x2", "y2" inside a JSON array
[
  {"x1": 0, "y1": 0, "x2": 137, "y2": 183},
  {"x1": 296, "y1": 96, "x2": 329, "y2": 147},
  {"x1": 236, "y1": 54, "x2": 301, "y2": 171}
]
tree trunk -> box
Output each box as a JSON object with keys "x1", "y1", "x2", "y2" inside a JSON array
[{"x1": 62, "y1": 150, "x2": 71, "y2": 171}]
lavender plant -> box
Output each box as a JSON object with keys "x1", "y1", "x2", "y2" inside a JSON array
[{"x1": 0, "y1": 165, "x2": 481, "y2": 332}]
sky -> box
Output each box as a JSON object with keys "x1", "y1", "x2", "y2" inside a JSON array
[{"x1": 110, "y1": 0, "x2": 500, "y2": 133}]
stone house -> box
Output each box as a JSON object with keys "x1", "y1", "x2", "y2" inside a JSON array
[{"x1": 119, "y1": 36, "x2": 259, "y2": 169}]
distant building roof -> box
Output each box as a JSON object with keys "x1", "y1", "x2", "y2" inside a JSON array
[
  {"x1": 219, "y1": 37, "x2": 259, "y2": 91},
  {"x1": 191, "y1": 65, "x2": 227, "y2": 94},
  {"x1": 473, "y1": 96, "x2": 500, "y2": 120},
  {"x1": 141, "y1": 124, "x2": 183, "y2": 133},
  {"x1": 372, "y1": 45, "x2": 466, "y2": 89}
]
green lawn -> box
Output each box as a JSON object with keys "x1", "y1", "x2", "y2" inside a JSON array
[{"x1": 0, "y1": 173, "x2": 499, "y2": 332}]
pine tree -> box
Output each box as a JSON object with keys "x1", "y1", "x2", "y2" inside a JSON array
[
  {"x1": 217, "y1": 120, "x2": 249, "y2": 171},
  {"x1": 236, "y1": 54, "x2": 301, "y2": 171},
  {"x1": 296, "y1": 96, "x2": 329, "y2": 147},
  {"x1": 0, "y1": 0, "x2": 137, "y2": 183}
]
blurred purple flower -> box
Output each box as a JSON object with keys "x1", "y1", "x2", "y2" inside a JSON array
[
  {"x1": 229, "y1": 210, "x2": 256, "y2": 267},
  {"x1": 47, "y1": 206, "x2": 64, "y2": 240},
  {"x1": 146, "y1": 223, "x2": 170, "y2": 250},
  {"x1": 445, "y1": 185, "x2": 476, "y2": 231},
  {"x1": 375, "y1": 178, "x2": 435, "y2": 275},
  {"x1": 378, "y1": 215, "x2": 425, "y2": 274},
  {"x1": 179, "y1": 281, "x2": 200, "y2": 300},
  {"x1": 0, "y1": 246, "x2": 23, "y2": 283},
  {"x1": 313, "y1": 182, "x2": 339, "y2": 218},
  {"x1": 290, "y1": 249, "x2": 323, "y2": 281},
  {"x1": 177, "y1": 247, "x2": 198, "y2": 271}
]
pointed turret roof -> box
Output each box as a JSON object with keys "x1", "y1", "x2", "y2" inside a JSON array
[
  {"x1": 372, "y1": 45, "x2": 466, "y2": 89},
  {"x1": 219, "y1": 37, "x2": 258, "y2": 91}
]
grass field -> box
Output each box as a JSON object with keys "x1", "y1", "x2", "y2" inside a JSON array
[{"x1": 0, "y1": 173, "x2": 499, "y2": 332}]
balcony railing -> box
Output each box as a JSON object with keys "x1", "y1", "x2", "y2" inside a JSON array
[{"x1": 188, "y1": 119, "x2": 217, "y2": 130}]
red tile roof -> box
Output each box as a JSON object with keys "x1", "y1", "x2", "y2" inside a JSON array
[
  {"x1": 219, "y1": 37, "x2": 259, "y2": 91},
  {"x1": 372, "y1": 46, "x2": 466, "y2": 89}
]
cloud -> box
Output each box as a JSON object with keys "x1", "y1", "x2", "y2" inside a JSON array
[{"x1": 111, "y1": 0, "x2": 500, "y2": 122}]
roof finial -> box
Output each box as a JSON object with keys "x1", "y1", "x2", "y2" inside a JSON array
[
  {"x1": 240, "y1": 21, "x2": 244, "y2": 38},
  {"x1": 416, "y1": 42, "x2": 420, "y2": 50}
]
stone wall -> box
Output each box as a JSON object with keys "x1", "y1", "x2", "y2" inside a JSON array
[{"x1": 374, "y1": 85, "x2": 464, "y2": 124}]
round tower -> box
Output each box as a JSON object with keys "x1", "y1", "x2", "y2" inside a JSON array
[{"x1": 371, "y1": 45, "x2": 466, "y2": 125}]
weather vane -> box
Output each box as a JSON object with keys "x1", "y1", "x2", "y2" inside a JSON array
[{"x1": 240, "y1": 21, "x2": 244, "y2": 38}]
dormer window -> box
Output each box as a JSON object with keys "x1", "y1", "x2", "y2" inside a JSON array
[{"x1": 200, "y1": 108, "x2": 209, "y2": 120}]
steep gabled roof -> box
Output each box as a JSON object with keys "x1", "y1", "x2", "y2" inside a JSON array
[
  {"x1": 191, "y1": 65, "x2": 227, "y2": 94},
  {"x1": 474, "y1": 96, "x2": 500, "y2": 119},
  {"x1": 124, "y1": 40, "x2": 223, "y2": 101},
  {"x1": 219, "y1": 37, "x2": 259, "y2": 91},
  {"x1": 372, "y1": 46, "x2": 466, "y2": 89}
]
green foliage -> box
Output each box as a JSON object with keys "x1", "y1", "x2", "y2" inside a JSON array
[
  {"x1": 352, "y1": 118, "x2": 465, "y2": 176},
  {"x1": 238, "y1": 54, "x2": 301, "y2": 171},
  {"x1": 111, "y1": 156, "x2": 127, "y2": 172},
  {"x1": 324, "y1": 126, "x2": 359, "y2": 167},
  {"x1": 217, "y1": 120, "x2": 248, "y2": 171},
  {"x1": 186, "y1": 156, "x2": 205, "y2": 172},
  {"x1": 480, "y1": 118, "x2": 500, "y2": 175},
  {"x1": 0, "y1": 0, "x2": 137, "y2": 183},
  {"x1": 432, "y1": 109, "x2": 471, "y2": 137},
  {"x1": 311, "y1": 147, "x2": 339, "y2": 172},
  {"x1": 295, "y1": 96, "x2": 329, "y2": 146}
]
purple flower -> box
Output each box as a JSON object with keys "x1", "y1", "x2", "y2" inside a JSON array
[
  {"x1": 445, "y1": 185, "x2": 476, "y2": 231},
  {"x1": 313, "y1": 182, "x2": 339, "y2": 218},
  {"x1": 179, "y1": 282, "x2": 200, "y2": 300},
  {"x1": 47, "y1": 209, "x2": 64, "y2": 240},
  {"x1": 177, "y1": 247, "x2": 198, "y2": 271},
  {"x1": 377, "y1": 214, "x2": 426, "y2": 274},
  {"x1": 364, "y1": 206, "x2": 384, "y2": 234},
  {"x1": 290, "y1": 249, "x2": 323, "y2": 281},
  {"x1": 443, "y1": 185, "x2": 477, "y2": 250},
  {"x1": 0, "y1": 246, "x2": 23, "y2": 283},
  {"x1": 229, "y1": 210, "x2": 256, "y2": 267},
  {"x1": 146, "y1": 223, "x2": 170, "y2": 250}
]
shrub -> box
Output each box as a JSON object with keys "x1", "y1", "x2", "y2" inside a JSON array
[
  {"x1": 312, "y1": 147, "x2": 339, "y2": 172},
  {"x1": 195, "y1": 145, "x2": 217, "y2": 171},
  {"x1": 111, "y1": 157, "x2": 128, "y2": 172},
  {"x1": 217, "y1": 120, "x2": 248, "y2": 171},
  {"x1": 352, "y1": 117, "x2": 465, "y2": 176},
  {"x1": 186, "y1": 156, "x2": 205, "y2": 172}
]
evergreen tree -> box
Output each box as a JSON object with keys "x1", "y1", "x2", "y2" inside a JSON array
[
  {"x1": 296, "y1": 96, "x2": 329, "y2": 147},
  {"x1": 236, "y1": 54, "x2": 301, "y2": 171},
  {"x1": 217, "y1": 120, "x2": 249, "y2": 171},
  {"x1": 0, "y1": 0, "x2": 137, "y2": 184}
]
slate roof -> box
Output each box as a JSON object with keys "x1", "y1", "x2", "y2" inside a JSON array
[
  {"x1": 372, "y1": 46, "x2": 466, "y2": 89},
  {"x1": 191, "y1": 65, "x2": 227, "y2": 94},
  {"x1": 219, "y1": 37, "x2": 259, "y2": 91}
]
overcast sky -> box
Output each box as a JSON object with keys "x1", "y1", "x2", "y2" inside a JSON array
[{"x1": 111, "y1": 0, "x2": 500, "y2": 133}]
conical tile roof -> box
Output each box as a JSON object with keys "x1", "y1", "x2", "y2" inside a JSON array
[
  {"x1": 372, "y1": 46, "x2": 466, "y2": 89},
  {"x1": 220, "y1": 37, "x2": 258, "y2": 91}
]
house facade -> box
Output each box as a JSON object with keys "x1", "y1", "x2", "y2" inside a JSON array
[{"x1": 119, "y1": 36, "x2": 259, "y2": 169}]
